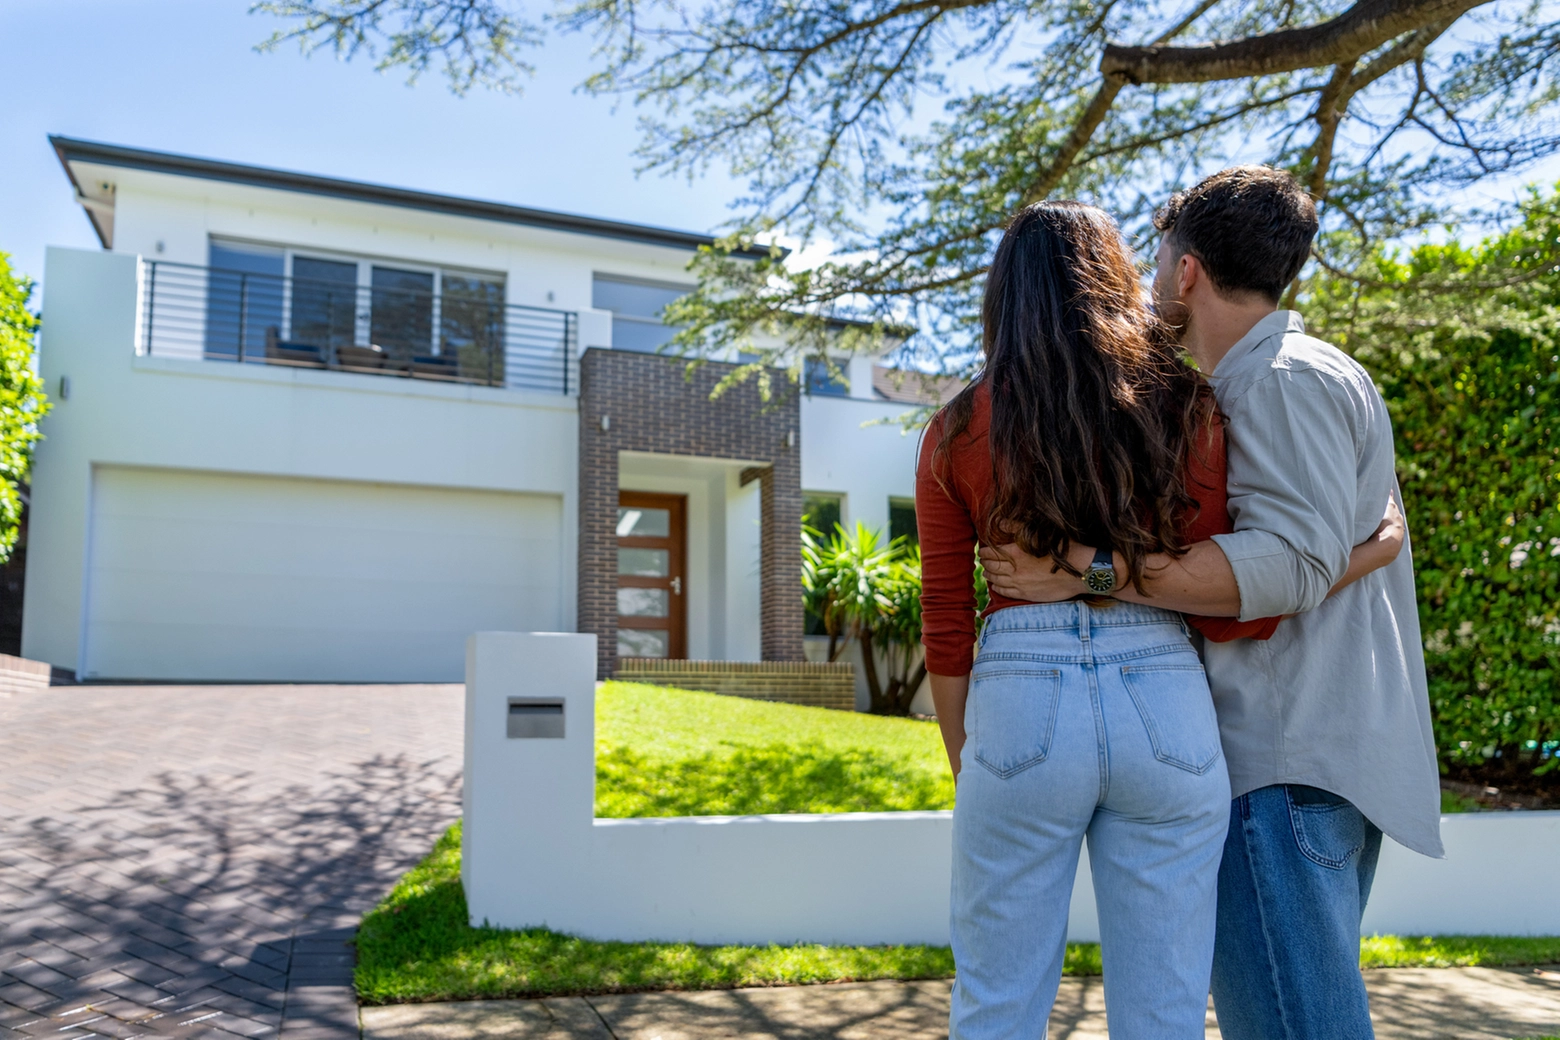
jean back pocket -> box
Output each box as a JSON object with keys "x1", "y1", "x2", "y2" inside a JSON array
[
  {"x1": 970, "y1": 665, "x2": 1062, "y2": 779},
  {"x1": 1120, "y1": 662, "x2": 1223, "y2": 775},
  {"x1": 1286, "y1": 786, "x2": 1367, "y2": 869}
]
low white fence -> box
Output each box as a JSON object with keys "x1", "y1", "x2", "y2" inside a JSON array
[{"x1": 463, "y1": 632, "x2": 1560, "y2": 944}]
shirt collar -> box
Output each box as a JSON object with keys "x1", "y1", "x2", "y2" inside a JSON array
[{"x1": 1212, "y1": 310, "x2": 1304, "y2": 378}]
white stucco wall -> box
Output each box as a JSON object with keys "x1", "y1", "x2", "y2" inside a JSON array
[
  {"x1": 26, "y1": 246, "x2": 581, "y2": 675},
  {"x1": 467, "y1": 633, "x2": 1560, "y2": 945},
  {"x1": 799, "y1": 395, "x2": 923, "y2": 536}
]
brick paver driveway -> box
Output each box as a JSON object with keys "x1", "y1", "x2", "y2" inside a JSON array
[{"x1": 0, "y1": 684, "x2": 464, "y2": 1040}]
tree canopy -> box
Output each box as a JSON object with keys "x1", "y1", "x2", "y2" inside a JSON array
[{"x1": 255, "y1": 0, "x2": 1560, "y2": 376}]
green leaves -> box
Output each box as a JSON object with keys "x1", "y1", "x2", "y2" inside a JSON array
[
  {"x1": 1310, "y1": 194, "x2": 1560, "y2": 781},
  {"x1": 0, "y1": 255, "x2": 48, "y2": 566},
  {"x1": 801, "y1": 521, "x2": 925, "y2": 713}
]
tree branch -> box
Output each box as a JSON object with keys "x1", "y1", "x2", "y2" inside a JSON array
[{"x1": 1101, "y1": 0, "x2": 1493, "y2": 84}]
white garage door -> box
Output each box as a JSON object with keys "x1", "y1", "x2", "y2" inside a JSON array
[{"x1": 82, "y1": 467, "x2": 564, "y2": 682}]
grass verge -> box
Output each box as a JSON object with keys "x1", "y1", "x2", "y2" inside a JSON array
[{"x1": 357, "y1": 821, "x2": 1560, "y2": 1004}]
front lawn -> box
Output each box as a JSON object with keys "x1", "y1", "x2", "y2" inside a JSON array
[
  {"x1": 356, "y1": 683, "x2": 1560, "y2": 1004},
  {"x1": 594, "y1": 681, "x2": 953, "y2": 816}
]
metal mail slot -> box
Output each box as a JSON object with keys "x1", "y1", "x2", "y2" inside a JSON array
[{"x1": 507, "y1": 698, "x2": 565, "y2": 739}]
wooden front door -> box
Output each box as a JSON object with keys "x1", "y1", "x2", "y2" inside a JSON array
[{"x1": 615, "y1": 491, "x2": 687, "y2": 659}]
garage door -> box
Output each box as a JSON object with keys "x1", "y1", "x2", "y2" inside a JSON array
[{"x1": 82, "y1": 467, "x2": 564, "y2": 682}]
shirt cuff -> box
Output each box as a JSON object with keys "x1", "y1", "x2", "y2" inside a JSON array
[{"x1": 1210, "y1": 529, "x2": 1303, "y2": 622}]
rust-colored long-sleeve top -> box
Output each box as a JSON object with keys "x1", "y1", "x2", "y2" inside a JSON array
[{"x1": 916, "y1": 383, "x2": 1281, "y2": 676}]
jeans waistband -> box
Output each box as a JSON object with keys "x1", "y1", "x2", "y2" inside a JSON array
[{"x1": 983, "y1": 600, "x2": 1187, "y2": 636}]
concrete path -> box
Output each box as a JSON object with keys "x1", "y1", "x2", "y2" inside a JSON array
[
  {"x1": 0, "y1": 683, "x2": 465, "y2": 1040},
  {"x1": 366, "y1": 970, "x2": 1560, "y2": 1040}
]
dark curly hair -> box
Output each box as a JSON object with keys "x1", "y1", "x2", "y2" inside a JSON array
[{"x1": 934, "y1": 201, "x2": 1213, "y2": 592}]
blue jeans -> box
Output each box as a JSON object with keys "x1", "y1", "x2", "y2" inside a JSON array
[
  {"x1": 1211, "y1": 784, "x2": 1384, "y2": 1040},
  {"x1": 950, "y1": 602, "x2": 1231, "y2": 1040}
]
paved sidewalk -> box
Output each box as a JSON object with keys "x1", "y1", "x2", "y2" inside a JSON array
[
  {"x1": 366, "y1": 970, "x2": 1560, "y2": 1040},
  {"x1": 0, "y1": 683, "x2": 465, "y2": 1040}
]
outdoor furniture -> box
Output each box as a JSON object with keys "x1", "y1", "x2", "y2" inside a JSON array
[
  {"x1": 410, "y1": 354, "x2": 460, "y2": 381},
  {"x1": 263, "y1": 327, "x2": 326, "y2": 367},
  {"x1": 337, "y1": 343, "x2": 388, "y2": 371}
]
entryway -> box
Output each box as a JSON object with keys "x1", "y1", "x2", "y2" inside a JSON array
[{"x1": 615, "y1": 491, "x2": 686, "y2": 659}]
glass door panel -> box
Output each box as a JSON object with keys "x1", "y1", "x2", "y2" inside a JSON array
[
  {"x1": 440, "y1": 273, "x2": 505, "y2": 384},
  {"x1": 370, "y1": 266, "x2": 435, "y2": 369},
  {"x1": 615, "y1": 491, "x2": 686, "y2": 660},
  {"x1": 289, "y1": 257, "x2": 358, "y2": 362}
]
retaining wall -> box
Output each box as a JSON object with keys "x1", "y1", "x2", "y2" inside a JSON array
[
  {"x1": 614, "y1": 658, "x2": 855, "y2": 711},
  {"x1": 464, "y1": 632, "x2": 1560, "y2": 945}
]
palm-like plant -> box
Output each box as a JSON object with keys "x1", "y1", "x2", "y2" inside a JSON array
[{"x1": 802, "y1": 522, "x2": 925, "y2": 715}]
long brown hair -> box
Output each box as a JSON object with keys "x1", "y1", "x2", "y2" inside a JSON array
[{"x1": 935, "y1": 201, "x2": 1211, "y2": 592}]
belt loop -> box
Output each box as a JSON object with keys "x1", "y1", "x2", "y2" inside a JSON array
[{"x1": 1076, "y1": 599, "x2": 1089, "y2": 643}]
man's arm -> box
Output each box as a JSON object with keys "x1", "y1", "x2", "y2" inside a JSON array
[{"x1": 980, "y1": 495, "x2": 1404, "y2": 612}]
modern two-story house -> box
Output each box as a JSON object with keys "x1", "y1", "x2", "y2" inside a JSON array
[{"x1": 24, "y1": 137, "x2": 937, "y2": 696}]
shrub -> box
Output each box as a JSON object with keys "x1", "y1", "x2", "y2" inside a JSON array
[{"x1": 1310, "y1": 189, "x2": 1560, "y2": 780}]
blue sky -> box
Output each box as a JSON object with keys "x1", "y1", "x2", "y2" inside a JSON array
[
  {"x1": 5, "y1": 0, "x2": 1558, "y2": 300},
  {"x1": 0, "y1": 0, "x2": 747, "y2": 289}
]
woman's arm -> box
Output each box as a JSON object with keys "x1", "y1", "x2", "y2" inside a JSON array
[
  {"x1": 928, "y1": 672, "x2": 970, "y2": 778},
  {"x1": 1328, "y1": 494, "x2": 1404, "y2": 596}
]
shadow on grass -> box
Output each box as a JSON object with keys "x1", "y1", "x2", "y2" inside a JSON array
[{"x1": 595, "y1": 741, "x2": 954, "y2": 818}]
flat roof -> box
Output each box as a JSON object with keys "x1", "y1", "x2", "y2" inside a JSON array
[{"x1": 50, "y1": 135, "x2": 779, "y2": 258}]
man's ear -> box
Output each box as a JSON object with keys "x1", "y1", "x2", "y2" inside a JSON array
[{"x1": 1176, "y1": 252, "x2": 1202, "y2": 299}]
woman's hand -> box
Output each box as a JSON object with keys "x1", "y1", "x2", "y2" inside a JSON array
[
  {"x1": 979, "y1": 541, "x2": 1094, "y2": 602},
  {"x1": 1329, "y1": 495, "x2": 1406, "y2": 597}
]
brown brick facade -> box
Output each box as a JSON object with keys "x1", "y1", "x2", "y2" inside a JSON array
[
  {"x1": 578, "y1": 349, "x2": 805, "y2": 679},
  {"x1": 614, "y1": 659, "x2": 854, "y2": 711}
]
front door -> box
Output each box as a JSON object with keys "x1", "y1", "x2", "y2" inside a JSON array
[{"x1": 615, "y1": 491, "x2": 687, "y2": 659}]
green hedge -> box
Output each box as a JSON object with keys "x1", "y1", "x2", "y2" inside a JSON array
[{"x1": 1312, "y1": 189, "x2": 1560, "y2": 780}]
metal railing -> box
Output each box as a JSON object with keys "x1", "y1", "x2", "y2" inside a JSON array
[{"x1": 138, "y1": 260, "x2": 577, "y2": 394}]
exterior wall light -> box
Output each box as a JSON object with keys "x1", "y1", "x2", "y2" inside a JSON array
[{"x1": 600, "y1": 414, "x2": 611, "y2": 432}]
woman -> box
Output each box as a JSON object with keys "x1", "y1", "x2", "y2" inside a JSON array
[{"x1": 915, "y1": 201, "x2": 1398, "y2": 1037}]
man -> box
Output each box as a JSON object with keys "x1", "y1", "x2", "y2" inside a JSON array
[{"x1": 979, "y1": 166, "x2": 1443, "y2": 1039}]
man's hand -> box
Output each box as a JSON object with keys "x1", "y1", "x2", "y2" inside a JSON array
[{"x1": 979, "y1": 541, "x2": 1095, "y2": 602}]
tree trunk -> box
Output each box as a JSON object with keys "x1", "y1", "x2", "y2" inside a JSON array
[
  {"x1": 858, "y1": 630, "x2": 887, "y2": 713},
  {"x1": 896, "y1": 659, "x2": 929, "y2": 715}
]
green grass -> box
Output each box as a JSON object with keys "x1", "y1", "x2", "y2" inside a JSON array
[
  {"x1": 594, "y1": 681, "x2": 953, "y2": 817},
  {"x1": 1358, "y1": 934, "x2": 1560, "y2": 969},
  {"x1": 355, "y1": 683, "x2": 1560, "y2": 1003}
]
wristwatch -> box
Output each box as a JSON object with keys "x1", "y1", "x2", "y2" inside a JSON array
[{"x1": 1083, "y1": 546, "x2": 1118, "y2": 595}]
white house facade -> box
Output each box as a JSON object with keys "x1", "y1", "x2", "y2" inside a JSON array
[{"x1": 24, "y1": 137, "x2": 929, "y2": 688}]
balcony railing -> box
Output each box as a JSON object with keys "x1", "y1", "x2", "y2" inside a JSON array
[{"x1": 138, "y1": 260, "x2": 577, "y2": 394}]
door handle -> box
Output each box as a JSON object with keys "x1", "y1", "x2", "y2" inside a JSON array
[{"x1": 671, "y1": 577, "x2": 682, "y2": 596}]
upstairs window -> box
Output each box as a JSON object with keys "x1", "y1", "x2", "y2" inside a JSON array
[
  {"x1": 592, "y1": 274, "x2": 690, "y2": 354},
  {"x1": 804, "y1": 357, "x2": 850, "y2": 397}
]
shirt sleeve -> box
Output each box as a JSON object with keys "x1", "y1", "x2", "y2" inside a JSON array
[
  {"x1": 916, "y1": 420, "x2": 980, "y2": 676},
  {"x1": 1210, "y1": 369, "x2": 1359, "y2": 621}
]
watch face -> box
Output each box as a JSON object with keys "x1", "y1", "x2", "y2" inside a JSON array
[{"x1": 1084, "y1": 567, "x2": 1116, "y2": 594}]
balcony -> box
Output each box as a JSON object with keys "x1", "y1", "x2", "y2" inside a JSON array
[{"x1": 138, "y1": 260, "x2": 578, "y2": 394}]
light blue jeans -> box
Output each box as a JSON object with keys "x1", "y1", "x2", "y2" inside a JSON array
[{"x1": 950, "y1": 601, "x2": 1232, "y2": 1040}]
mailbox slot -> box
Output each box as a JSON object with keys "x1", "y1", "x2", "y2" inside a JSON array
[{"x1": 507, "y1": 698, "x2": 565, "y2": 739}]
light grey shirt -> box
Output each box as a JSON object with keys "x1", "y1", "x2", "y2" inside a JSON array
[{"x1": 1203, "y1": 310, "x2": 1444, "y2": 858}]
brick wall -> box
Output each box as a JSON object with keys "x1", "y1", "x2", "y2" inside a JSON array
[
  {"x1": 578, "y1": 349, "x2": 805, "y2": 679},
  {"x1": 615, "y1": 659, "x2": 855, "y2": 712}
]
